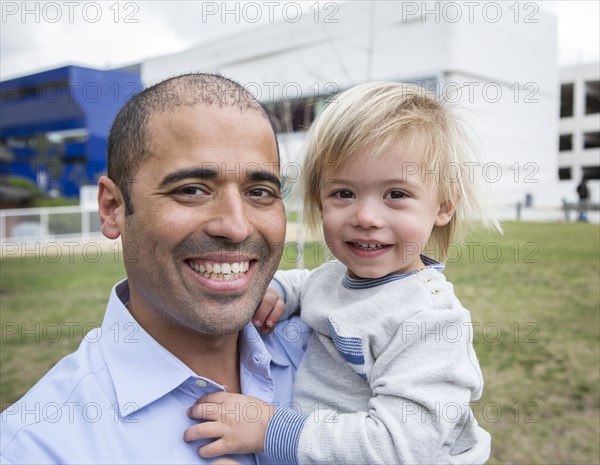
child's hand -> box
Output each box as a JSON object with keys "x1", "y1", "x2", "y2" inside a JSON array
[
  {"x1": 253, "y1": 287, "x2": 285, "y2": 333},
  {"x1": 184, "y1": 392, "x2": 276, "y2": 458}
]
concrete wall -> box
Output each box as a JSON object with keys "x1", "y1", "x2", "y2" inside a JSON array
[
  {"x1": 143, "y1": 0, "x2": 559, "y2": 211},
  {"x1": 558, "y1": 62, "x2": 600, "y2": 204}
]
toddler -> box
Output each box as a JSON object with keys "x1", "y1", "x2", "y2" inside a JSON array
[{"x1": 184, "y1": 82, "x2": 499, "y2": 464}]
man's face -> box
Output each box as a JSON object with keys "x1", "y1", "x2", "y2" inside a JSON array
[{"x1": 120, "y1": 105, "x2": 285, "y2": 337}]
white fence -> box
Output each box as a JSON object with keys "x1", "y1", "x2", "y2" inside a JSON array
[
  {"x1": 3, "y1": 202, "x2": 593, "y2": 251},
  {"x1": 1, "y1": 205, "x2": 103, "y2": 244},
  {"x1": 0, "y1": 204, "x2": 309, "y2": 246}
]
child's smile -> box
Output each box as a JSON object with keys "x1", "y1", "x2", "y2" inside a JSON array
[{"x1": 320, "y1": 145, "x2": 454, "y2": 279}]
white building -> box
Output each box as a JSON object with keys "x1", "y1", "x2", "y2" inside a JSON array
[
  {"x1": 143, "y1": 1, "x2": 559, "y2": 214},
  {"x1": 558, "y1": 62, "x2": 600, "y2": 204}
]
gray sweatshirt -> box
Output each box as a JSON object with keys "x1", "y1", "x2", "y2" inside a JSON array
[{"x1": 265, "y1": 259, "x2": 491, "y2": 465}]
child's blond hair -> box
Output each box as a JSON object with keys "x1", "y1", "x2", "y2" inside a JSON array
[{"x1": 302, "y1": 81, "x2": 501, "y2": 261}]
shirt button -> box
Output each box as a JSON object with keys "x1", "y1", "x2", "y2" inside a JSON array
[
  {"x1": 196, "y1": 379, "x2": 208, "y2": 387},
  {"x1": 431, "y1": 289, "x2": 441, "y2": 295},
  {"x1": 424, "y1": 277, "x2": 433, "y2": 283}
]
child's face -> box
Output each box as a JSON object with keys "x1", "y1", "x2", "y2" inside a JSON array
[{"x1": 319, "y1": 143, "x2": 453, "y2": 279}]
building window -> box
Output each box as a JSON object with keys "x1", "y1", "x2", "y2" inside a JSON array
[
  {"x1": 264, "y1": 98, "x2": 316, "y2": 133},
  {"x1": 263, "y1": 90, "x2": 340, "y2": 134},
  {"x1": 584, "y1": 131, "x2": 600, "y2": 149},
  {"x1": 582, "y1": 165, "x2": 600, "y2": 180},
  {"x1": 558, "y1": 167, "x2": 572, "y2": 180},
  {"x1": 585, "y1": 80, "x2": 600, "y2": 114},
  {"x1": 559, "y1": 134, "x2": 573, "y2": 151},
  {"x1": 560, "y1": 83, "x2": 574, "y2": 118},
  {"x1": 1, "y1": 79, "x2": 69, "y2": 103}
]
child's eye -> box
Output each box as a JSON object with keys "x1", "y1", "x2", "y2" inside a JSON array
[
  {"x1": 334, "y1": 189, "x2": 354, "y2": 199},
  {"x1": 386, "y1": 190, "x2": 407, "y2": 199}
]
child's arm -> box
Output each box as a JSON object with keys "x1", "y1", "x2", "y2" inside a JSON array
[
  {"x1": 252, "y1": 287, "x2": 286, "y2": 334},
  {"x1": 259, "y1": 308, "x2": 489, "y2": 465},
  {"x1": 184, "y1": 269, "x2": 312, "y2": 456},
  {"x1": 253, "y1": 268, "x2": 311, "y2": 333},
  {"x1": 183, "y1": 392, "x2": 274, "y2": 458},
  {"x1": 184, "y1": 310, "x2": 487, "y2": 464}
]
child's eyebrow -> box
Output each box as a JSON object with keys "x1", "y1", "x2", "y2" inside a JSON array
[{"x1": 326, "y1": 177, "x2": 414, "y2": 185}]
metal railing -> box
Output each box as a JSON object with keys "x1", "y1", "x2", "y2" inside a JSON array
[{"x1": 1, "y1": 205, "x2": 103, "y2": 244}]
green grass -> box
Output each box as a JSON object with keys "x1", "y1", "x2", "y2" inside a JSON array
[
  {"x1": 1, "y1": 222, "x2": 599, "y2": 464},
  {"x1": 444, "y1": 222, "x2": 600, "y2": 465}
]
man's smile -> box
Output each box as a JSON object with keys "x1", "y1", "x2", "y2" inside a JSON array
[{"x1": 186, "y1": 259, "x2": 251, "y2": 281}]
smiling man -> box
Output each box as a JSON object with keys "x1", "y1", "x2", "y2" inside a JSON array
[{"x1": 0, "y1": 74, "x2": 308, "y2": 464}]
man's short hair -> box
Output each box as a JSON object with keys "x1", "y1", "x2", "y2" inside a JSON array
[{"x1": 107, "y1": 73, "x2": 278, "y2": 215}]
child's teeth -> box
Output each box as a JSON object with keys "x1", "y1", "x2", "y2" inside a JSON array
[{"x1": 355, "y1": 242, "x2": 383, "y2": 250}]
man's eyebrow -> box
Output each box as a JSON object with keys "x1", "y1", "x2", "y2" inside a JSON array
[
  {"x1": 246, "y1": 170, "x2": 282, "y2": 190},
  {"x1": 158, "y1": 167, "x2": 281, "y2": 190},
  {"x1": 158, "y1": 168, "x2": 217, "y2": 188}
]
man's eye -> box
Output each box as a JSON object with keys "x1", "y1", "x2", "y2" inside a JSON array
[
  {"x1": 247, "y1": 188, "x2": 274, "y2": 198},
  {"x1": 174, "y1": 186, "x2": 206, "y2": 196},
  {"x1": 334, "y1": 190, "x2": 354, "y2": 199},
  {"x1": 386, "y1": 190, "x2": 407, "y2": 199}
]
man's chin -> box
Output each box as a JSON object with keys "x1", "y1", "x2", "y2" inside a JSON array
[{"x1": 187, "y1": 308, "x2": 255, "y2": 338}]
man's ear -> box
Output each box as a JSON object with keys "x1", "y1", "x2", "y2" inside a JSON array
[
  {"x1": 98, "y1": 176, "x2": 126, "y2": 240},
  {"x1": 435, "y1": 200, "x2": 455, "y2": 227}
]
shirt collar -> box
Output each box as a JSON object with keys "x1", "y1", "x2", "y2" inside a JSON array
[
  {"x1": 343, "y1": 255, "x2": 445, "y2": 289},
  {"x1": 237, "y1": 314, "x2": 293, "y2": 403},
  {"x1": 99, "y1": 279, "x2": 283, "y2": 416},
  {"x1": 99, "y1": 280, "x2": 195, "y2": 417},
  {"x1": 239, "y1": 324, "x2": 290, "y2": 368}
]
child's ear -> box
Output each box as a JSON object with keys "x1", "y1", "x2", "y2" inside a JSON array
[
  {"x1": 98, "y1": 176, "x2": 126, "y2": 240},
  {"x1": 435, "y1": 201, "x2": 455, "y2": 227}
]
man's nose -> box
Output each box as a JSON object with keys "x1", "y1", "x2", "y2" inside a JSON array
[{"x1": 203, "y1": 187, "x2": 253, "y2": 243}]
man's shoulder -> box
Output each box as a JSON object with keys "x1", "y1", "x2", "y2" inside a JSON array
[
  {"x1": 1, "y1": 332, "x2": 111, "y2": 459},
  {"x1": 261, "y1": 315, "x2": 311, "y2": 370}
]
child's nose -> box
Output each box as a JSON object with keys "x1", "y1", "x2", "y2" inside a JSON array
[{"x1": 350, "y1": 200, "x2": 384, "y2": 229}]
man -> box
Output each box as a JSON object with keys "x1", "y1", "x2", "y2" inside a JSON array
[
  {"x1": 1, "y1": 74, "x2": 308, "y2": 464},
  {"x1": 576, "y1": 176, "x2": 590, "y2": 222}
]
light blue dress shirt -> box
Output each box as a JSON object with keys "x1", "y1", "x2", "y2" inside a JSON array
[{"x1": 0, "y1": 279, "x2": 310, "y2": 464}]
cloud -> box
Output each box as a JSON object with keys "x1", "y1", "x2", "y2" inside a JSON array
[
  {"x1": 1, "y1": 1, "x2": 598, "y2": 80},
  {"x1": 0, "y1": 1, "x2": 190, "y2": 79},
  {"x1": 554, "y1": 0, "x2": 600, "y2": 65}
]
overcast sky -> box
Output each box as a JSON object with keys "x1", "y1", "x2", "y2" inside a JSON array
[{"x1": 1, "y1": 0, "x2": 598, "y2": 80}]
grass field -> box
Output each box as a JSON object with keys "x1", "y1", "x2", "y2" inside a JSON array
[{"x1": 1, "y1": 222, "x2": 599, "y2": 464}]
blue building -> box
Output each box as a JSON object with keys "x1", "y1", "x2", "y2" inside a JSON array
[{"x1": 0, "y1": 66, "x2": 141, "y2": 197}]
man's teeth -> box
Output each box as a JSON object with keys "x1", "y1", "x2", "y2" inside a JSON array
[
  {"x1": 353, "y1": 242, "x2": 385, "y2": 250},
  {"x1": 189, "y1": 261, "x2": 250, "y2": 280}
]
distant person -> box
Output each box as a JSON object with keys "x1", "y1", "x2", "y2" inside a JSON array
[
  {"x1": 577, "y1": 176, "x2": 590, "y2": 222},
  {"x1": 0, "y1": 73, "x2": 309, "y2": 464},
  {"x1": 184, "y1": 82, "x2": 500, "y2": 464}
]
